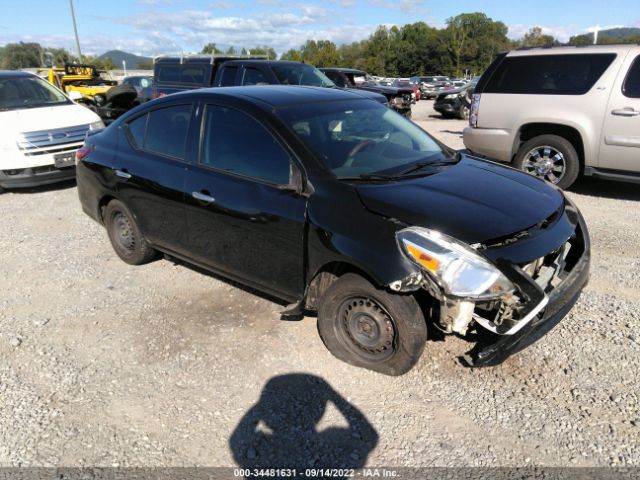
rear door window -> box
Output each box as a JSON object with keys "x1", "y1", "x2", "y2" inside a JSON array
[
  {"x1": 623, "y1": 56, "x2": 640, "y2": 98},
  {"x1": 200, "y1": 105, "x2": 291, "y2": 185},
  {"x1": 241, "y1": 67, "x2": 268, "y2": 86},
  {"x1": 180, "y1": 67, "x2": 205, "y2": 85},
  {"x1": 218, "y1": 67, "x2": 238, "y2": 86},
  {"x1": 143, "y1": 104, "x2": 193, "y2": 160},
  {"x1": 484, "y1": 53, "x2": 616, "y2": 95}
]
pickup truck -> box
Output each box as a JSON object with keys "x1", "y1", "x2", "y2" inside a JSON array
[
  {"x1": 152, "y1": 56, "x2": 388, "y2": 107},
  {"x1": 320, "y1": 68, "x2": 414, "y2": 117}
]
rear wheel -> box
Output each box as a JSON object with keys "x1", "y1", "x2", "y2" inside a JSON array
[
  {"x1": 317, "y1": 274, "x2": 427, "y2": 376},
  {"x1": 514, "y1": 134, "x2": 580, "y2": 189},
  {"x1": 104, "y1": 200, "x2": 156, "y2": 265}
]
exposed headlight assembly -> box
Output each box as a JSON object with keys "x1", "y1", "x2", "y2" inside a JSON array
[
  {"x1": 397, "y1": 227, "x2": 514, "y2": 299},
  {"x1": 89, "y1": 120, "x2": 105, "y2": 130}
]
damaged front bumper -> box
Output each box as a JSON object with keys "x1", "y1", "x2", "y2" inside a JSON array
[
  {"x1": 469, "y1": 235, "x2": 590, "y2": 366},
  {"x1": 393, "y1": 196, "x2": 591, "y2": 367},
  {"x1": 466, "y1": 202, "x2": 591, "y2": 366}
]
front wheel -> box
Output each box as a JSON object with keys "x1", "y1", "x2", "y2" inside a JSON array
[
  {"x1": 514, "y1": 134, "x2": 580, "y2": 189},
  {"x1": 317, "y1": 274, "x2": 427, "y2": 376}
]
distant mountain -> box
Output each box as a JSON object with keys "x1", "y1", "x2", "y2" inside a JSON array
[
  {"x1": 98, "y1": 50, "x2": 152, "y2": 69},
  {"x1": 570, "y1": 27, "x2": 640, "y2": 44}
]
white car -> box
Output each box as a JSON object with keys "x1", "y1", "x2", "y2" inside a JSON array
[{"x1": 0, "y1": 70, "x2": 104, "y2": 192}]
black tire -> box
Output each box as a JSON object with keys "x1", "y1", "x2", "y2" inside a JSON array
[
  {"x1": 317, "y1": 273, "x2": 427, "y2": 376},
  {"x1": 514, "y1": 134, "x2": 580, "y2": 189},
  {"x1": 458, "y1": 104, "x2": 470, "y2": 120},
  {"x1": 105, "y1": 84, "x2": 137, "y2": 107},
  {"x1": 104, "y1": 200, "x2": 156, "y2": 265}
]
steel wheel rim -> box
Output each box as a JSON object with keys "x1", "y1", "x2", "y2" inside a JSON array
[
  {"x1": 522, "y1": 145, "x2": 566, "y2": 184},
  {"x1": 112, "y1": 212, "x2": 135, "y2": 254},
  {"x1": 337, "y1": 296, "x2": 396, "y2": 362}
]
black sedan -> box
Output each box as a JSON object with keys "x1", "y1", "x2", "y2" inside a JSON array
[
  {"x1": 434, "y1": 80, "x2": 477, "y2": 119},
  {"x1": 76, "y1": 86, "x2": 590, "y2": 375}
]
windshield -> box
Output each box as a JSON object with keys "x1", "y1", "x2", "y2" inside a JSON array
[
  {"x1": 277, "y1": 100, "x2": 448, "y2": 179},
  {"x1": 0, "y1": 76, "x2": 70, "y2": 111},
  {"x1": 272, "y1": 64, "x2": 335, "y2": 88}
]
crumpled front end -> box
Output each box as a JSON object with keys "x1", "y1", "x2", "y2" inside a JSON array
[{"x1": 393, "y1": 195, "x2": 590, "y2": 366}]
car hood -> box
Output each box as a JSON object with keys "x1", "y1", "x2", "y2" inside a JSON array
[
  {"x1": 0, "y1": 103, "x2": 101, "y2": 137},
  {"x1": 345, "y1": 88, "x2": 388, "y2": 105},
  {"x1": 360, "y1": 84, "x2": 414, "y2": 96},
  {"x1": 355, "y1": 156, "x2": 564, "y2": 244}
]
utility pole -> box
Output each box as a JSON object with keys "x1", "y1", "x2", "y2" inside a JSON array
[
  {"x1": 69, "y1": 0, "x2": 83, "y2": 62},
  {"x1": 593, "y1": 25, "x2": 600, "y2": 45}
]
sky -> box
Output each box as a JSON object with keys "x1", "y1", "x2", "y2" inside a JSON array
[{"x1": 0, "y1": 0, "x2": 638, "y2": 57}]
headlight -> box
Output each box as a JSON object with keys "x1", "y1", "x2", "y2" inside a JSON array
[
  {"x1": 397, "y1": 227, "x2": 514, "y2": 299},
  {"x1": 89, "y1": 120, "x2": 105, "y2": 130},
  {"x1": 445, "y1": 93, "x2": 458, "y2": 100}
]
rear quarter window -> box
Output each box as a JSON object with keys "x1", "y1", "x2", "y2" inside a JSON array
[
  {"x1": 484, "y1": 53, "x2": 616, "y2": 95},
  {"x1": 126, "y1": 114, "x2": 147, "y2": 148},
  {"x1": 140, "y1": 104, "x2": 193, "y2": 160}
]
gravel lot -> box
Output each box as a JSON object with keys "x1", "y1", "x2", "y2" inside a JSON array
[{"x1": 1, "y1": 99, "x2": 639, "y2": 468}]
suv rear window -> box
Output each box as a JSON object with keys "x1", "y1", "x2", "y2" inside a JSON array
[
  {"x1": 484, "y1": 53, "x2": 616, "y2": 95},
  {"x1": 157, "y1": 65, "x2": 207, "y2": 85},
  {"x1": 623, "y1": 56, "x2": 640, "y2": 98}
]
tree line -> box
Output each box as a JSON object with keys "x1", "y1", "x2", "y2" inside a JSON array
[{"x1": 2, "y1": 12, "x2": 640, "y2": 77}]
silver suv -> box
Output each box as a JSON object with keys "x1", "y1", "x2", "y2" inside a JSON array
[{"x1": 463, "y1": 45, "x2": 640, "y2": 189}]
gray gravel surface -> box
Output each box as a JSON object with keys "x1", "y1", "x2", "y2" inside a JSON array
[{"x1": 1, "y1": 100, "x2": 639, "y2": 467}]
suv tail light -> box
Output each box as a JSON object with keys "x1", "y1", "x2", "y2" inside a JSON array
[{"x1": 469, "y1": 93, "x2": 481, "y2": 127}]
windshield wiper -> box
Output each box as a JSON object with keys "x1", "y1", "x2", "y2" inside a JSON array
[
  {"x1": 397, "y1": 159, "x2": 458, "y2": 176},
  {"x1": 338, "y1": 173, "x2": 401, "y2": 181}
]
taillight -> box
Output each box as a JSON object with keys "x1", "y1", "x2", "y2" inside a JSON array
[
  {"x1": 75, "y1": 145, "x2": 93, "y2": 165},
  {"x1": 469, "y1": 93, "x2": 481, "y2": 127}
]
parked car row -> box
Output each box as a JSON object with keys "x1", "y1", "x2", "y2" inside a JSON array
[{"x1": 10, "y1": 45, "x2": 631, "y2": 375}]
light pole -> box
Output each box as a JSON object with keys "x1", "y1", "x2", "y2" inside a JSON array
[{"x1": 69, "y1": 0, "x2": 83, "y2": 62}]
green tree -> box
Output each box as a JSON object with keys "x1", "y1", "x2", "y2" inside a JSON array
[
  {"x1": 226, "y1": 46, "x2": 237, "y2": 55},
  {"x1": 248, "y1": 46, "x2": 277, "y2": 59},
  {"x1": 280, "y1": 48, "x2": 303, "y2": 62},
  {"x1": 0, "y1": 42, "x2": 43, "y2": 69},
  {"x1": 445, "y1": 13, "x2": 510, "y2": 76},
  {"x1": 299, "y1": 40, "x2": 340, "y2": 67},
  {"x1": 520, "y1": 27, "x2": 557, "y2": 47},
  {"x1": 137, "y1": 60, "x2": 154, "y2": 70},
  {"x1": 201, "y1": 43, "x2": 222, "y2": 54}
]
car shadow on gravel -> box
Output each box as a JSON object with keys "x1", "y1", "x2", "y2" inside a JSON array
[
  {"x1": 230, "y1": 374, "x2": 378, "y2": 477},
  {"x1": 569, "y1": 177, "x2": 640, "y2": 201},
  {"x1": 2, "y1": 178, "x2": 76, "y2": 195}
]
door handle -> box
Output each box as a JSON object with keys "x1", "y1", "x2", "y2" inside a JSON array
[
  {"x1": 115, "y1": 169, "x2": 131, "y2": 179},
  {"x1": 611, "y1": 108, "x2": 640, "y2": 117},
  {"x1": 192, "y1": 191, "x2": 216, "y2": 203}
]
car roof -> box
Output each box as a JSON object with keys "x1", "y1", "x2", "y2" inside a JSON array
[
  {"x1": 220, "y1": 60, "x2": 310, "y2": 67},
  {"x1": 169, "y1": 85, "x2": 374, "y2": 108},
  {"x1": 0, "y1": 70, "x2": 36, "y2": 78},
  {"x1": 508, "y1": 44, "x2": 639, "y2": 57}
]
